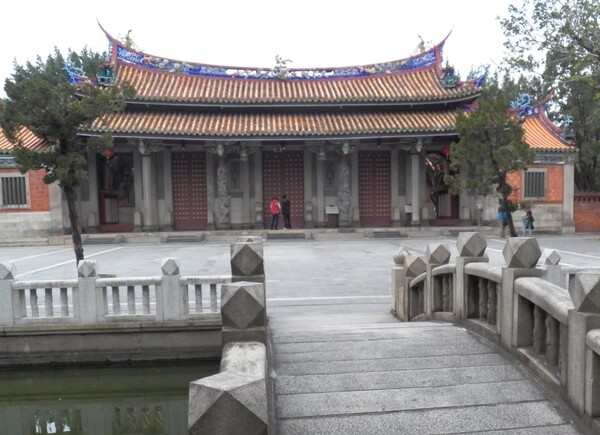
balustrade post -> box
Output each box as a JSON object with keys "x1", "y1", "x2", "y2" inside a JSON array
[
  {"x1": 231, "y1": 237, "x2": 265, "y2": 285},
  {"x1": 0, "y1": 262, "x2": 16, "y2": 326},
  {"x1": 567, "y1": 272, "x2": 600, "y2": 416},
  {"x1": 391, "y1": 246, "x2": 410, "y2": 319},
  {"x1": 541, "y1": 249, "x2": 564, "y2": 287},
  {"x1": 501, "y1": 237, "x2": 543, "y2": 350},
  {"x1": 221, "y1": 281, "x2": 266, "y2": 345},
  {"x1": 455, "y1": 232, "x2": 488, "y2": 324},
  {"x1": 77, "y1": 260, "x2": 100, "y2": 323},
  {"x1": 160, "y1": 258, "x2": 184, "y2": 320},
  {"x1": 425, "y1": 243, "x2": 450, "y2": 319},
  {"x1": 404, "y1": 256, "x2": 426, "y2": 321}
]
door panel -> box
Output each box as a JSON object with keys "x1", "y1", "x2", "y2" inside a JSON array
[
  {"x1": 358, "y1": 151, "x2": 391, "y2": 227},
  {"x1": 172, "y1": 152, "x2": 207, "y2": 230}
]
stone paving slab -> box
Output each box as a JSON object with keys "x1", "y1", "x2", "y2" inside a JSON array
[
  {"x1": 276, "y1": 401, "x2": 579, "y2": 435},
  {"x1": 275, "y1": 380, "x2": 546, "y2": 418},
  {"x1": 275, "y1": 352, "x2": 510, "y2": 376},
  {"x1": 274, "y1": 339, "x2": 493, "y2": 364},
  {"x1": 275, "y1": 364, "x2": 524, "y2": 394}
]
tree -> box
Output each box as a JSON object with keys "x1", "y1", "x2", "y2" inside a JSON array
[
  {"x1": 446, "y1": 85, "x2": 534, "y2": 237},
  {"x1": 0, "y1": 48, "x2": 134, "y2": 264},
  {"x1": 500, "y1": 0, "x2": 600, "y2": 191}
]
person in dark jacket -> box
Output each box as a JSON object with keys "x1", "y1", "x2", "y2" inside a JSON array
[{"x1": 280, "y1": 195, "x2": 291, "y2": 229}]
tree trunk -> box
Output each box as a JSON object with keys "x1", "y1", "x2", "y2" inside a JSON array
[
  {"x1": 63, "y1": 185, "x2": 84, "y2": 264},
  {"x1": 500, "y1": 194, "x2": 518, "y2": 237}
]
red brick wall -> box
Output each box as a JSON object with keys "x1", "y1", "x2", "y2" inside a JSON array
[
  {"x1": 574, "y1": 193, "x2": 600, "y2": 232},
  {"x1": 0, "y1": 168, "x2": 50, "y2": 212},
  {"x1": 507, "y1": 165, "x2": 564, "y2": 204}
]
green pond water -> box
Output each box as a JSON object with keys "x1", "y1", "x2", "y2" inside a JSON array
[{"x1": 0, "y1": 361, "x2": 220, "y2": 435}]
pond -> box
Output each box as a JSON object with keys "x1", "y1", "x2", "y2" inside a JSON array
[{"x1": 0, "y1": 361, "x2": 220, "y2": 435}]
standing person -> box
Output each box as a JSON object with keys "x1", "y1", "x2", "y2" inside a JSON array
[
  {"x1": 269, "y1": 197, "x2": 281, "y2": 230},
  {"x1": 525, "y1": 208, "x2": 534, "y2": 236},
  {"x1": 498, "y1": 207, "x2": 508, "y2": 238},
  {"x1": 280, "y1": 194, "x2": 291, "y2": 229}
]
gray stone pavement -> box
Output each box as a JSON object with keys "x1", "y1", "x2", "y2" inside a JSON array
[{"x1": 1, "y1": 230, "x2": 599, "y2": 433}]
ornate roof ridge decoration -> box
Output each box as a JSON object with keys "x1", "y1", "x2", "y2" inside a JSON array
[{"x1": 99, "y1": 23, "x2": 449, "y2": 81}]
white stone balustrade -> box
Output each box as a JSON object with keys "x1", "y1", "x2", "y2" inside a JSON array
[{"x1": 391, "y1": 232, "x2": 600, "y2": 433}]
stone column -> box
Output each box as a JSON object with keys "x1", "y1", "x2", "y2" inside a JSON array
[
  {"x1": 241, "y1": 156, "x2": 252, "y2": 229},
  {"x1": 303, "y1": 148, "x2": 315, "y2": 228},
  {"x1": 315, "y1": 154, "x2": 325, "y2": 227},
  {"x1": 132, "y1": 151, "x2": 143, "y2": 232},
  {"x1": 410, "y1": 150, "x2": 421, "y2": 225},
  {"x1": 86, "y1": 150, "x2": 100, "y2": 233},
  {"x1": 337, "y1": 154, "x2": 351, "y2": 227},
  {"x1": 562, "y1": 155, "x2": 576, "y2": 234},
  {"x1": 390, "y1": 148, "x2": 401, "y2": 226},
  {"x1": 139, "y1": 141, "x2": 158, "y2": 232},
  {"x1": 161, "y1": 149, "x2": 173, "y2": 231},
  {"x1": 206, "y1": 152, "x2": 216, "y2": 230},
  {"x1": 215, "y1": 157, "x2": 231, "y2": 229},
  {"x1": 48, "y1": 182, "x2": 65, "y2": 235},
  {"x1": 350, "y1": 151, "x2": 360, "y2": 227},
  {"x1": 253, "y1": 148, "x2": 264, "y2": 229}
]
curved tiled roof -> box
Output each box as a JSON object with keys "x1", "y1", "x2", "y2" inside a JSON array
[
  {"x1": 88, "y1": 109, "x2": 460, "y2": 139},
  {"x1": 100, "y1": 25, "x2": 481, "y2": 107},
  {"x1": 0, "y1": 127, "x2": 50, "y2": 153},
  {"x1": 523, "y1": 114, "x2": 574, "y2": 152},
  {"x1": 116, "y1": 64, "x2": 478, "y2": 105}
]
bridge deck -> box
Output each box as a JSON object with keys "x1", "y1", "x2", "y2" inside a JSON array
[{"x1": 268, "y1": 313, "x2": 583, "y2": 434}]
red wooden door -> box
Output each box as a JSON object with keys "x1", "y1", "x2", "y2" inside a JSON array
[
  {"x1": 262, "y1": 151, "x2": 304, "y2": 229},
  {"x1": 358, "y1": 151, "x2": 391, "y2": 227},
  {"x1": 172, "y1": 152, "x2": 207, "y2": 230}
]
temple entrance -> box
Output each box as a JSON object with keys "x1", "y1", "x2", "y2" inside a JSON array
[
  {"x1": 172, "y1": 152, "x2": 207, "y2": 230},
  {"x1": 426, "y1": 151, "x2": 459, "y2": 225},
  {"x1": 262, "y1": 151, "x2": 304, "y2": 229},
  {"x1": 97, "y1": 152, "x2": 134, "y2": 232},
  {"x1": 358, "y1": 150, "x2": 391, "y2": 227}
]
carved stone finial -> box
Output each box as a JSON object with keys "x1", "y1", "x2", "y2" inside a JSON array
[
  {"x1": 457, "y1": 232, "x2": 487, "y2": 257},
  {"x1": 404, "y1": 256, "x2": 426, "y2": 278},
  {"x1": 502, "y1": 237, "x2": 541, "y2": 269},
  {"x1": 78, "y1": 260, "x2": 98, "y2": 278},
  {"x1": 569, "y1": 271, "x2": 600, "y2": 313},
  {"x1": 426, "y1": 243, "x2": 451, "y2": 265},
  {"x1": 0, "y1": 263, "x2": 16, "y2": 280},
  {"x1": 541, "y1": 248, "x2": 561, "y2": 266},
  {"x1": 393, "y1": 245, "x2": 411, "y2": 265},
  {"x1": 161, "y1": 258, "x2": 180, "y2": 276}
]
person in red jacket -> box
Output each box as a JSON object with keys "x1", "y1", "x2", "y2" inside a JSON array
[{"x1": 270, "y1": 197, "x2": 281, "y2": 230}]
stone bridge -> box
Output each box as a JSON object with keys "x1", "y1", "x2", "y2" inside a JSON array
[{"x1": 1, "y1": 232, "x2": 599, "y2": 434}]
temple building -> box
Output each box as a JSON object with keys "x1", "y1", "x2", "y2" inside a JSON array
[
  {"x1": 69, "y1": 27, "x2": 488, "y2": 233},
  {"x1": 0, "y1": 28, "x2": 578, "y2": 237}
]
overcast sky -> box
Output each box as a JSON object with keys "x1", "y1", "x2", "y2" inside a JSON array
[{"x1": 1, "y1": 0, "x2": 518, "y2": 97}]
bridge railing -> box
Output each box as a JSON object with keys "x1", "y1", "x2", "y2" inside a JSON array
[
  {"x1": 0, "y1": 259, "x2": 229, "y2": 328},
  {"x1": 391, "y1": 232, "x2": 600, "y2": 433}
]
